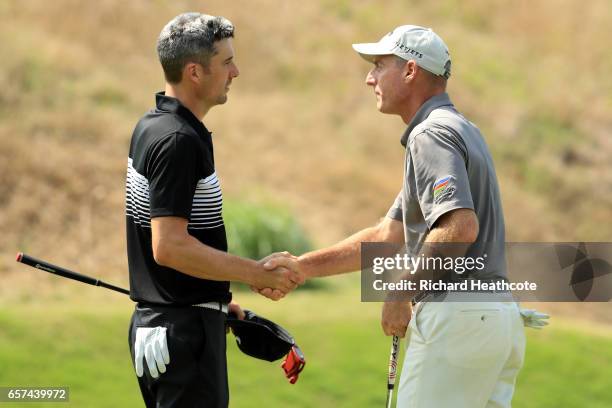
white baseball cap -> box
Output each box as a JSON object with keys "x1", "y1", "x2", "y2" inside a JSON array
[{"x1": 352, "y1": 25, "x2": 451, "y2": 78}]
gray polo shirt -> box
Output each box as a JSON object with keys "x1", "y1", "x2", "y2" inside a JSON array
[{"x1": 387, "y1": 93, "x2": 506, "y2": 281}]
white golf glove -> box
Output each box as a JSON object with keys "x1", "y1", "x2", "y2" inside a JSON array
[
  {"x1": 519, "y1": 309, "x2": 550, "y2": 329},
  {"x1": 134, "y1": 327, "x2": 170, "y2": 378}
]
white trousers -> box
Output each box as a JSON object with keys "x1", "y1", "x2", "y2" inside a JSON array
[{"x1": 397, "y1": 295, "x2": 526, "y2": 408}]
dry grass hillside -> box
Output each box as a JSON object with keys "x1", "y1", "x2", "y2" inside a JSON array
[{"x1": 1, "y1": 0, "x2": 611, "y2": 301}]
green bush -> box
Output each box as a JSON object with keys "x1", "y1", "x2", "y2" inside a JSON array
[{"x1": 223, "y1": 199, "x2": 325, "y2": 291}]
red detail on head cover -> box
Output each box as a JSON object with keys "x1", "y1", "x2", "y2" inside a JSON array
[
  {"x1": 16, "y1": 252, "x2": 23, "y2": 262},
  {"x1": 281, "y1": 346, "x2": 306, "y2": 384}
]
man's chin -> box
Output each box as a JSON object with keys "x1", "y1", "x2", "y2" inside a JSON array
[{"x1": 377, "y1": 103, "x2": 396, "y2": 115}]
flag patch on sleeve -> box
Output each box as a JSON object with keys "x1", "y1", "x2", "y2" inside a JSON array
[{"x1": 433, "y1": 175, "x2": 456, "y2": 203}]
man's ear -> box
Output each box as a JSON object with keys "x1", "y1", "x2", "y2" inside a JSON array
[
  {"x1": 404, "y1": 60, "x2": 418, "y2": 82},
  {"x1": 183, "y1": 62, "x2": 204, "y2": 84}
]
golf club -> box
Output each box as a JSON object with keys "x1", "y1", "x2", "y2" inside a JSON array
[
  {"x1": 16, "y1": 252, "x2": 129, "y2": 295},
  {"x1": 386, "y1": 335, "x2": 400, "y2": 408}
]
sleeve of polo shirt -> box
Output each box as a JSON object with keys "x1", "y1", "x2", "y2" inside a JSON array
[
  {"x1": 409, "y1": 130, "x2": 474, "y2": 229},
  {"x1": 386, "y1": 190, "x2": 403, "y2": 221},
  {"x1": 147, "y1": 133, "x2": 199, "y2": 219}
]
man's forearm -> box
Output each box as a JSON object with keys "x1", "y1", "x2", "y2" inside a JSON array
[
  {"x1": 389, "y1": 209, "x2": 479, "y2": 301},
  {"x1": 298, "y1": 225, "x2": 385, "y2": 278},
  {"x1": 155, "y1": 233, "x2": 263, "y2": 286},
  {"x1": 256, "y1": 218, "x2": 403, "y2": 299},
  {"x1": 389, "y1": 228, "x2": 465, "y2": 300}
]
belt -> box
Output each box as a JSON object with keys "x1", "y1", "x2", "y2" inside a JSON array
[{"x1": 192, "y1": 301, "x2": 228, "y2": 314}]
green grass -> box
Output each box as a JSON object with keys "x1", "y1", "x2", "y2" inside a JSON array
[
  {"x1": 0, "y1": 290, "x2": 611, "y2": 407},
  {"x1": 514, "y1": 322, "x2": 612, "y2": 408}
]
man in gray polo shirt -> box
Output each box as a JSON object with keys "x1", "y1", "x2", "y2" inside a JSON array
[
  {"x1": 259, "y1": 25, "x2": 529, "y2": 407},
  {"x1": 352, "y1": 26, "x2": 526, "y2": 407}
]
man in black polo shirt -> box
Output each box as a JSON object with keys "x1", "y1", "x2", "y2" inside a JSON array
[{"x1": 126, "y1": 13, "x2": 303, "y2": 408}]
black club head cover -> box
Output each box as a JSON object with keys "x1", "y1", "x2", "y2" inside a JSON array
[{"x1": 226, "y1": 310, "x2": 296, "y2": 362}]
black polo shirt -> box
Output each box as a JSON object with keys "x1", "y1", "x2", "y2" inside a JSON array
[{"x1": 126, "y1": 92, "x2": 231, "y2": 305}]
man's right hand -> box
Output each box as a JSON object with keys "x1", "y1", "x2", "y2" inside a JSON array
[{"x1": 251, "y1": 252, "x2": 305, "y2": 301}]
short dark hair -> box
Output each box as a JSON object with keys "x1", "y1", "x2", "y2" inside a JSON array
[{"x1": 157, "y1": 13, "x2": 234, "y2": 83}]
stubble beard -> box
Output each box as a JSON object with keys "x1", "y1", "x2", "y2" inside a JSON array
[{"x1": 217, "y1": 94, "x2": 228, "y2": 105}]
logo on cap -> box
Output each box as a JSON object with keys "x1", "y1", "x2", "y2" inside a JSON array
[
  {"x1": 394, "y1": 39, "x2": 423, "y2": 58},
  {"x1": 443, "y1": 59, "x2": 452, "y2": 79}
]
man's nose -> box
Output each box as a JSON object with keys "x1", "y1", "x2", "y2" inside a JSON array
[
  {"x1": 231, "y1": 63, "x2": 240, "y2": 78},
  {"x1": 365, "y1": 70, "x2": 375, "y2": 86}
]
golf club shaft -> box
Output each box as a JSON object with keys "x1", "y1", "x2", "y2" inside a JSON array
[
  {"x1": 16, "y1": 252, "x2": 129, "y2": 295},
  {"x1": 386, "y1": 389, "x2": 393, "y2": 408},
  {"x1": 386, "y1": 335, "x2": 400, "y2": 408}
]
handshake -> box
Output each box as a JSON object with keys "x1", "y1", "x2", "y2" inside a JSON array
[{"x1": 251, "y1": 252, "x2": 305, "y2": 301}]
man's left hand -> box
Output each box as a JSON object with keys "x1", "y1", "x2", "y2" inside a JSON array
[
  {"x1": 227, "y1": 302, "x2": 245, "y2": 334},
  {"x1": 228, "y1": 302, "x2": 245, "y2": 320},
  {"x1": 381, "y1": 300, "x2": 412, "y2": 338}
]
